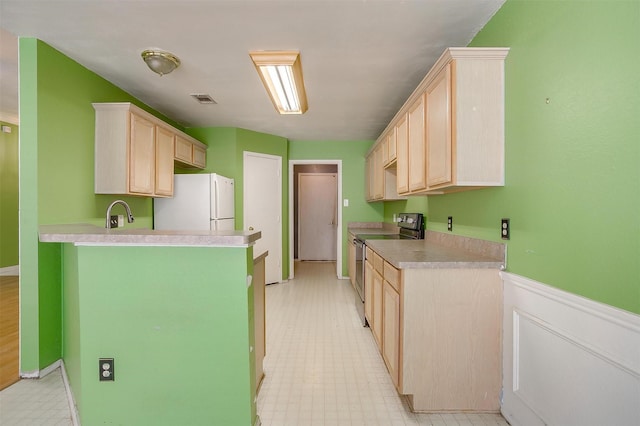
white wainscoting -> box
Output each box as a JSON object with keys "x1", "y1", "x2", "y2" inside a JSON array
[{"x1": 501, "y1": 272, "x2": 640, "y2": 426}]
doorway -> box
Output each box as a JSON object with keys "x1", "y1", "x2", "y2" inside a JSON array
[{"x1": 289, "y1": 161, "x2": 342, "y2": 279}]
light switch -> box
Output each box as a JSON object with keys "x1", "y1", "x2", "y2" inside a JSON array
[{"x1": 343, "y1": 199, "x2": 349, "y2": 207}]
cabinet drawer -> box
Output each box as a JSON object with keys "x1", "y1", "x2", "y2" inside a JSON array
[
  {"x1": 365, "y1": 245, "x2": 373, "y2": 260},
  {"x1": 384, "y1": 261, "x2": 400, "y2": 292},
  {"x1": 373, "y1": 252, "x2": 384, "y2": 273}
]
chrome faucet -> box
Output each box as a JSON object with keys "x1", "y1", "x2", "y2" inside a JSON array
[{"x1": 105, "y1": 200, "x2": 135, "y2": 229}]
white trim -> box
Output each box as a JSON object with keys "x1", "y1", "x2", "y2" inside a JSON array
[
  {"x1": 288, "y1": 160, "x2": 343, "y2": 280},
  {"x1": 0, "y1": 265, "x2": 19, "y2": 276},
  {"x1": 60, "y1": 360, "x2": 81, "y2": 426},
  {"x1": 20, "y1": 359, "x2": 61, "y2": 379},
  {"x1": 501, "y1": 272, "x2": 640, "y2": 426}
]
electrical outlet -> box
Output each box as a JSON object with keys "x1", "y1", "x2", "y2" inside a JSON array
[
  {"x1": 447, "y1": 216, "x2": 453, "y2": 231},
  {"x1": 99, "y1": 358, "x2": 115, "y2": 381},
  {"x1": 109, "y1": 215, "x2": 119, "y2": 228},
  {"x1": 118, "y1": 214, "x2": 124, "y2": 227},
  {"x1": 501, "y1": 218, "x2": 510, "y2": 240}
]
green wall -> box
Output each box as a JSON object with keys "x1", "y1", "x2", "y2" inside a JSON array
[
  {"x1": 384, "y1": 197, "x2": 429, "y2": 225},
  {"x1": 289, "y1": 140, "x2": 382, "y2": 276},
  {"x1": 18, "y1": 39, "x2": 189, "y2": 372},
  {"x1": 0, "y1": 121, "x2": 19, "y2": 268},
  {"x1": 422, "y1": 0, "x2": 640, "y2": 314}
]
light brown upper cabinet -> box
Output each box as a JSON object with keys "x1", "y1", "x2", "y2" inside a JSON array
[
  {"x1": 94, "y1": 103, "x2": 206, "y2": 197},
  {"x1": 365, "y1": 153, "x2": 373, "y2": 201},
  {"x1": 155, "y1": 126, "x2": 176, "y2": 197},
  {"x1": 386, "y1": 129, "x2": 397, "y2": 165},
  {"x1": 175, "y1": 134, "x2": 208, "y2": 169},
  {"x1": 174, "y1": 135, "x2": 193, "y2": 164},
  {"x1": 407, "y1": 94, "x2": 427, "y2": 193},
  {"x1": 425, "y1": 63, "x2": 453, "y2": 188},
  {"x1": 128, "y1": 113, "x2": 157, "y2": 195},
  {"x1": 373, "y1": 143, "x2": 384, "y2": 200},
  {"x1": 365, "y1": 47, "x2": 509, "y2": 200},
  {"x1": 395, "y1": 114, "x2": 409, "y2": 194}
]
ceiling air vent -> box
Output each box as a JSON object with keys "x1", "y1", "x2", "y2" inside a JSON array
[{"x1": 190, "y1": 94, "x2": 217, "y2": 104}]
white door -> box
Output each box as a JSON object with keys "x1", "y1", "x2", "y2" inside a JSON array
[
  {"x1": 298, "y1": 173, "x2": 337, "y2": 261},
  {"x1": 244, "y1": 151, "x2": 282, "y2": 284},
  {"x1": 210, "y1": 218, "x2": 235, "y2": 231}
]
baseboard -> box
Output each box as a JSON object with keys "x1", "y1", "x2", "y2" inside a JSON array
[
  {"x1": 0, "y1": 265, "x2": 19, "y2": 276},
  {"x1": 20, "y1": 359, "x2": 61, "y2": 379},
  {"x1": 500, "y1": 272, "x2": 640, "y2": 426},
  {"x1": 60, "y1": 360, "x2": 81, "y2": 426}
]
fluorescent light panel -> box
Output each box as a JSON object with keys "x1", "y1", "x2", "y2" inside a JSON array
[{"x1": 250, "y1": 51, "x2": 308, "y2": 114}]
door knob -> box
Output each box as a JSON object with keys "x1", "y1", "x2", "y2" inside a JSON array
[{"x1": 249, "y1": 227, "x2": 254, "y2": 231}]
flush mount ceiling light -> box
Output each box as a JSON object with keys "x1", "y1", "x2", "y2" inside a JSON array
[
  {"x1": 141, "y1": 49, "x2": 181, "y2": 76},
  {"x1": 249, "y1": 50, "x2": 308, "y2": 114}
]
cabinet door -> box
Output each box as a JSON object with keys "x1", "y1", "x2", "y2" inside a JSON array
[
  {"x1": 426, "y1": 63, "x2": 453, "y2": 188},
  {"x1": 129, "y1": 113, "x2": 156, "y2": 195},
  {"x1": 372, "y1": 268, "x2": 383, "y2": 348},
  {"x1": 155, "y1": 126, "x2": 175, "y2": 197},
  {"x1": 395, "y1": 114, "x2": 409, "y2": 193},
  {"x1": 383, "y1": 280, "x2": 400, "y2": 389},
  {"x1": 364, "y1": 260, "x2": 374, "y2": 324},
  {"x1": 175, "y1": 135, "x2": 193, "y2": 164},
  {"x1": 388, "y1": 129, "x2": 397, "y2": 163},
  {"x1": 381, "y1": 134, "x2": 390, "y2": 166},
  {"x1": 408, "y1": 94, "x2": 427, "y2": 192},
  {"x1": 193, "y1": 145, "x2": 206, "y2": 168},
  {"x1": 365, "y1": 153, "x2": 374, "y2": 201},
  {"x1": 373, "y1": 144, "x2": 384, "y2": 199}
]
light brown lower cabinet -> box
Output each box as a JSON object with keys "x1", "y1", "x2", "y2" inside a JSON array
[
  {"x1": 253, "y1": 254, "x2": 266, "y2": 393},
  {"x1": 367, "y1": 247, "x2": 502, "y2": 413},
  {"x1": 382, "y1": 279, "x2": 400, "y2": 388}
]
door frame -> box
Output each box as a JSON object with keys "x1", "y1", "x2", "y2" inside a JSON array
[{"x1": 288, "y1": 160, "x2": 343, "y2": 280}]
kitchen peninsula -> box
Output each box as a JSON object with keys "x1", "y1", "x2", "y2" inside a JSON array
[{"x1": 39, "y1": 224, "x2": 263, "y2": 426}]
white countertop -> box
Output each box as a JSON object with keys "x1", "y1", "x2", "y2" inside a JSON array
[{"x1": 39, "y1": 223, "x2": 261, "y2": 247}]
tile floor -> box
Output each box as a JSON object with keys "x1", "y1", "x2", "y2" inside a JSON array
[
  {"x1": 256, "y1": 261, "x2": 509, "y2": 426},
  {"x1": 0, "y1": 367, "x2": 73, "y2": 425},
  {"x1": 0, "y1": 261, "x2": 509, "y2": 425}
]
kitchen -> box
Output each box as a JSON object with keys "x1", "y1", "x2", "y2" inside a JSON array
[{"x1": 1, "y1": 1, "x2": 639, "y2": 425}]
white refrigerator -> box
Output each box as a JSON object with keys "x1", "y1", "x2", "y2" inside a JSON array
[{"x1": 154, "y1": 174, "x2": 235, "y2": 231}]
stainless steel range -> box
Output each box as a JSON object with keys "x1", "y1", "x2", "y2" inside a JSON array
[{"x1": 353, "y1": 213, "x2": 424, "y2": 326}]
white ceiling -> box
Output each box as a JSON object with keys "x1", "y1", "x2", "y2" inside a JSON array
[{"x1": 0, "y1": 0, "x2": 505, "y2": 141}]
